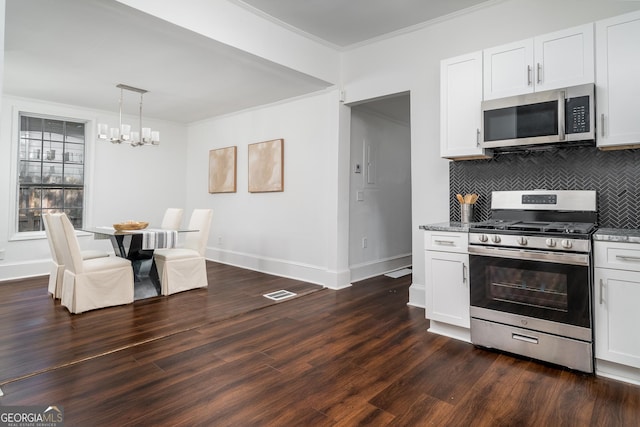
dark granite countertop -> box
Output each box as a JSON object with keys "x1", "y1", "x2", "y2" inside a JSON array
[
  {"x1": 593, "y1": 228, "x2": 640, "y2": 244},
  {"x1": 419, "y1": 222, "x2": 474, "y2": 232},
  {"x1": 419, "y1": 225, "x2": 640, "y2": 243}
]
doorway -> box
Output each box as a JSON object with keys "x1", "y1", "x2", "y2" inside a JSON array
[{"x1": 348, "y1": 92, "x2": 412, "y2": 282}]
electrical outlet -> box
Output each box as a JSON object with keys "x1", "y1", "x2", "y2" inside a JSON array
[
  {"x1": 0, "y1": 249, "x2": 5, "y2": 260},
  {"x1": 362, "y1": 237, "x2": 368, "y2": 249}
]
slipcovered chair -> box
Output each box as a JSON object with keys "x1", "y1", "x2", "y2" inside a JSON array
[
  {"x1": 52, "y1": 213, "x2": 134, "y2": 314},
  {"x1": 42, "y1": 213, "x2": 109, "y2": 299},
  {"x1": 160, "y1": 208, "x2": 184, "y2": 230},
  {"x1": 153, "y1": 209, "x2": 212, "y2": 295}
]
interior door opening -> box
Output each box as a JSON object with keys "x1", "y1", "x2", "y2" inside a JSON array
[{"x1": 347, "y1": 92, "x2": 412, "y2": 283}]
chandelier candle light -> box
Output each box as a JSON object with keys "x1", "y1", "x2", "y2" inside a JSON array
[{"x1": 97, "y1": 84, "x2": 160, "y2": 146}]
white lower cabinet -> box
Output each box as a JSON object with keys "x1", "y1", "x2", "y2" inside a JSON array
[
  {"x1": 593, "y1": 240, "x2": 640, "y2": 385},
  {"x1": 424, "y1": 230, "x2": 470, "y2": 342}
]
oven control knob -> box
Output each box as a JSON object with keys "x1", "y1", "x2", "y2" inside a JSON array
[
  {"x1": 561, "y1": 239, "x2": 572, "y2": 249},
  {"x1": 478, "y1": 234, "x2": 488, "y2": 243},
  {"x1": 517, "y1": 236, "x2": 528, "y2": 246},
  {"x1": 491, "y1": 235, "x2": 501, "y2": 243},
  {"x1": 545, "y1": 238, "x2": 556, "y2": 247}
]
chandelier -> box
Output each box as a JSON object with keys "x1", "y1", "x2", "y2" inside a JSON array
[{"x1": 97, "y1": 84, "x2": 160, "y2": 146}]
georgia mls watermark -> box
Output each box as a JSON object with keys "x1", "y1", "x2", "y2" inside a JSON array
[{"x1": 0, "y1": 406, "x2": 63, "y2": 427}]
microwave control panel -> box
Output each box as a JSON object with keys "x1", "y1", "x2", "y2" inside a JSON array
[{"x1": 566, "y1": 96, "x2": 590, "y2": 134}]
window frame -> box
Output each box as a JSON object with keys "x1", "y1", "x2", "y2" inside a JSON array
[{"x1": 8, "y1": 103, "x2": 96, "y2": 241}]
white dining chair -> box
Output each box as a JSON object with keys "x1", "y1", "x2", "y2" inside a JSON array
[
  {"x1": 42, "y1": 213, "x2": 109, "y2": 299},
  {"x1": 153, "y1": 209, "x2": 212, "y2": 295},
  {"x1": 160, "y1": 208, "x2": 184, "y2": 230},
  {"x1": 52, "y1": 213, "x2": 134, "y2": 314}
]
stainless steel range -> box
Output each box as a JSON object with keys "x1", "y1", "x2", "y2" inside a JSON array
[{"x1": 468, "y1": 190, "x2": 597, "y2": 373}]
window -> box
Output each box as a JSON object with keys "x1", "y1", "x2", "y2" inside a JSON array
[{"x1": 17, "y1": 114, "x2": 86, "y2": 232}]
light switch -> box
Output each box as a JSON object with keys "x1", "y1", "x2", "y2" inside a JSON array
[{"x1": 356, "y1": 191, "x2": 364, "y2": 201}]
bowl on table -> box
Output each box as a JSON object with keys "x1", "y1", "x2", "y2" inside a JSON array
[{"x1": 113, "y1": 221, "x2": 149, "y2": 231}]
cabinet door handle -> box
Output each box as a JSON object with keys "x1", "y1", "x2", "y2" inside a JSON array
[
  {"x1": 434, "y1": 240, "x2": 455, "y2": 246},
  {"x1": 615, "y1": 255, "x2": 640, "y2": 262},
  {"x1": 601, "y1": 113, "x2": 605, "y2": 137},
  {"x1": 462, "y1": 263, "x2": 467, "y2": 284},
  {"x1": 476, "y1": 128, "x2": 480, "y2": 147},
  {"x1": 599, "y1": 278, "x2": 605, "y2": 305},
  {"x1": 536, "y1": 63, "x2": 542, "y2": 84},
  {"x1": 527, "y1": 65, "x2": 532, "y2": 86}
]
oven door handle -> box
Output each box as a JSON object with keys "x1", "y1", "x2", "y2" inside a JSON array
[{"x1": 468, "y1": 245, "x2": 589, "y2": 266}]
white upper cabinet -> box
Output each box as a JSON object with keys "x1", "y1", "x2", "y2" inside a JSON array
[
  {"x1": 440, "y1": 51, "x2": 490, "y2": 160},
  {"x1": 484, "y1": 39, "x2": 534, "y2": 99},
  {"x1": 484, "y1": 24, "x2": 594, "y2": 100},
  {"x1": 534, "y1": 24, "x2": 595, "y2": 91},
  {"x1": 596, "y1": 10, "x2": 640, "y2": 149}
]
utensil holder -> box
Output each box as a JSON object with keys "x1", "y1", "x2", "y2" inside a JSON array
[{"x1": 460, "y1": 204, "x2": 474, "y2": 223}]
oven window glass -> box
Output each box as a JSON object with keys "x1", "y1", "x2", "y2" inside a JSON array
[
  {"x1": 484, "y1": 101, "x2": 558, "y2": 141},
  {"x1": 487, "y1": 266, "x2": 568, "y2": 312},
  {"x1": 470, "y1": 255, "x2": 590, "y2": 328}
]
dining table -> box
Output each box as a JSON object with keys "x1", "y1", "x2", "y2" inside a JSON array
[{"x1": 82, "y1": 226, "x2": 196, "y2": 300}]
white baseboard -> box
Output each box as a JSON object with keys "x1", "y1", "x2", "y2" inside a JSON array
[
  {"x1": 207, "y1": 247, "x2": 351, "y2": 290},
  {"x1": 210, "y1": 249, "x2": 413, "y2": 290},
  {"x1": 2, "y1": 250, "x2": 410, "y2": 294},
  {"x1": 596, "y1": 359, "x2": 640, "y2": 386},
  {"x1": 428, "y1": 320, "x2": 471, "y2": 343},
  {"x1": 349, "y1": 254, "x2": 412, "y2": 283},
  {"x1": 0, "y1": 259, "x2": 49, "y2": 282},
  {"x1": 407, "y1": 282, "x2": 425, "y2": 308}
]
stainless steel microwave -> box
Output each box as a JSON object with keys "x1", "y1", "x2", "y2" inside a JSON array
[{"x1": 481, "y1": 83, "x2": 595, "y2": 149}]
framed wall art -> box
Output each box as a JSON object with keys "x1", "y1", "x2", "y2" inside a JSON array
[
  {"x1": 248, "y1": 138, "x2": 284, "y2": 193},
  {"x1": 208, "y1": 146, "x2": 237, "y2": 193}
]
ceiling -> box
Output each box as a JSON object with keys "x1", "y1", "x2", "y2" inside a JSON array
[
  {"x1": 3, "y1": 0, "x2": 491, "y2": 124},
  {"x1": 234, "y1": 0, "x2": 492, "y2": 48}
]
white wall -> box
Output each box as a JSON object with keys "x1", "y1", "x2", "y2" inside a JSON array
[
  {"x1": 0, "y1": 95, "x2": 188, "y2": 281},
  {"x1": 340, "y1": 0, "x2": 640, "y2": 306},
  {"x1": 186, "y1": 89, "x2": 343, "y2": 287},
  {"x1": 349, "y1": 106, "x2": 411, "y2": 281}
]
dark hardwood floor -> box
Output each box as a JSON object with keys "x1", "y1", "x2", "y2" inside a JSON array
[{"x1": 0, "y1": 261, "x2": 638, "y2": 426}]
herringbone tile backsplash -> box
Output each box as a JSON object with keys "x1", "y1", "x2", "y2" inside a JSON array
[{"x1": 449, "y1": 146, "x2": 640, "y2": 228}]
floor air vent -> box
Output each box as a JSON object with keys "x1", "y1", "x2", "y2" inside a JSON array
[
  {"x1": 384, "y1": 268, "x2": 412, "y2": 278},
  {"x1": 263, "y1": 290, "x2": 297, "y2": 301}
]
